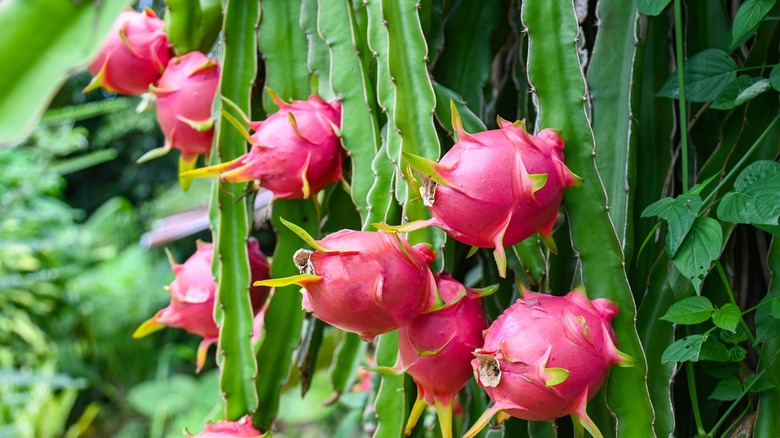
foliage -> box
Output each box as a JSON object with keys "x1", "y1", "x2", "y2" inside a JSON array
[{"x1": 1, "y1": 0, "x2": 780, "y2": 437}]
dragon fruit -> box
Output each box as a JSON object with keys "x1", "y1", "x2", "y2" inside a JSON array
[
  {"x1": 143, "y1": 51, "x2": 220, "y2": 186},
  {"x1": 255, "y1": 219, "x2": 437, "y2": 341},
  {"x1": 397, "y1": 274, "x2": 493, "y2": 438},
  {"x1": 388, "y1": 107, "x2": 581, "y2": 278},
  {"x1": 133, "y1": 239, "x2": 270, "y2": 371},
  {"x1": 463, "y1": 287, "x2": 634, "y2": 438},
  {"x1": 85, "y1": 9, "x2": 172, "y2": 95},
  {"x1": 187, "y1": 416, "x2": 263, "y2": 437},
  {"x1": 183, "y1": 93, "x2": 343, "y2": 200}
]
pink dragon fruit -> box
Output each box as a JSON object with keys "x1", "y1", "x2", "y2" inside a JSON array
[
  {"x1": 85, "y1": 9, "x2": 172, "y2": 95},
  {"x1": 133, "y1": 239, "x2": 270, "y2": 371},
  {"x1": 184, "y1": 93, "x2": 343, "y2": 200},
  {"x1": 187, "y1": 416, "x2": 263, "y2": 437},
  {"x1": 386, "y1": 108, "x2": 581, "y2": 278},
  {"x1": 397, "y1": 274, "x2": 493, "y2": 438},
  {"x1": 255, "y1": 219, "x2": 437, "y2": 341},
  {"x1": 463, "y1": 287, "x2": 634, "y2": 438},
  {"x1": 143, "y1": 51, "x2": 220, "y2": 185}
]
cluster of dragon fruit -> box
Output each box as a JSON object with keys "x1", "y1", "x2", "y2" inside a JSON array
[{"x1": 89, "y1": 8, "x2": 632, "y2": 438}]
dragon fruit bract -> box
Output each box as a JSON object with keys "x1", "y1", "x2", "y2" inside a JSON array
[
  {"x1": 86, "y1": 9, "x2": 172, "y2": 95},
  {"x1": 134, "y1": 239, "x2": 270, "y2": 371},
  {"x1": 184, "y1": 94, "x2": 343, "y2": 200},
  {"x1": 150, "y1": 51, "x2": 220, "y2": 171},
  {"x1": 463, "y1": 288, "x2": 634, "y2": 438},
  {"x1": 398, "y1": 274, "x2": 490, "y2": 438},
  {"x1": 256, "y1": 221, "x2": 437, "y2": 341},
  {"x1": 188, "y1": 416, "x2": 263, "y2": 437},
  {"x1": 400, "y1": 112, "x2": 580, "y2": 277}
]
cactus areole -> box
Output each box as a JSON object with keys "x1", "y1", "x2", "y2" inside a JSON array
[
  {"x1": 392, "y1": 107, "x2": 581, "y2": 277},
  {"x1": 184, "y1": 94, "x2": 344, "y2": 200},
  {"x1": 398, "y1": 274, "x2": 492, "y2": 438},
  {"x1": 255, "y1": 220, "x2": 438, "y2": 341},
  {"x1": 463, "y1": 288, "x2": 634, "y2": 438},
  {"x1": 86, "y1": 9, "x2": 172, "y2": 95}
]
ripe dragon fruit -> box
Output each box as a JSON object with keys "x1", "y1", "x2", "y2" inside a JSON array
[
  {"x1": 133, "y1": 239, "x2": 270, "y2": 371},
  {"x1": 397, "y1": 274, "x2": 493, "y2": 438},
  {"x1": 382, "y1": 105, "x2": 581, "y2": 278},
  {"x1": 255, "y1": 219, "x2": 437, "y2": 341},
  {"x1": 143, "y1": 51, "x2": 220, "y2": 187},
  {"x1": 183, "y1": 93, "x2": 343, "y2": 200},
  {"x1": 85, "y1": 9, "x2": 172, "y2": 95},
  {"x1": 187, "y1": 416, "x2": 264, "y2": 437},
  {"x1": 463, "y1": 287, "x2": 634, "y2": 438}
]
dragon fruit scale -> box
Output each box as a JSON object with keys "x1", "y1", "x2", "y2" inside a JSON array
[
  {"x1": 85, "y1": 9, "x2": 172, "y2": 95},
  {"x1": 187, "y1": 416, "x2": 264, "y2": 437},
  {"x1": 143, "y1": 51, "x2": 220, "y2": 186},
  {"x1": 183, "y1": 93, "x2": 343, "y2": 200},
  {"x1": 392, "y1": 106, "x2": 581, "y2": 278},
  {"x1": 255, "y1": 219, "x2": 437, "y2": 341},
  {"x1": 463, "y1": 287, "x2": 635, "y2": 438},
  {"x1": 133, "y1": 239, "x2": 270, "y2": 371},
  {"x1": 397, "y1": 274, "x2": 493, "y2": 438}
]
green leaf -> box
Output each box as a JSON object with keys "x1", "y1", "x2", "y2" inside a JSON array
[
  {"x1": 656, "y1": 49, "x2": 737, "y2": 102},
  {"x1": 746, "y1": 373, "x2": 776, "y2": 393},
  {"x1": 712, "y1": 303, "x2": 741, "y2": 333},
  {"x1": 731, "y1": 0, "x2": 776, "y2": 47},
  {"x1": 699, "y1": 337, "x2": 733, "y2": 362},
  {"x1": 711, "y1": 76, "x2": 772, "y2": 110},
  {"x1": 672, "y1": 217, "x2": 723, "y2": 293},
  {"x1": 756, "y1": 292, "x2": 780, "y2": 343},
  {"x1": 717, "y1": 160, "x2": 780, "y2": 226},
  {"x1": 0, "y1": 0, "x2": 132, "y2": 148},
  {"x1": 432, "y1": 83, "x2": 487, "y2": 135},
  {"x1": 641, "y1": 194, "x2": 703, "y2": 257},
  {"x1": 660, "y1": 296, "x2": 714, "y2": 324},
  {"x1": 772, "y1": 297, "x2": 780, "y2": 319},
  {"x1": 638, "y1": 0, "x2": 672, "y2": 16},
  {"x1": 661, "y1": 334, "x2": 707, "y2": 363},
  {"x1": 770, "y1": 64, "x2": 780, "y2": 91},
  {"x1": 710, "y1": 376, "x2": 743, "y2": 401}
]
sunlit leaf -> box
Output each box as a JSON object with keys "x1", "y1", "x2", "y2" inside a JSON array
[
  {"x1": 660, "y1": 296, "x2": 714, "y2": 325},
  {"x1": 717, "y1": 160, "x2": 780, "y2": 226},
  {"x1": 0, "y1": 0, "x2": 131, "y2": 148},
  {"x1": 712, "y1": 304, "x2": 740, "y2": 333},
  {"x1": 657, "y1": 49, "x2": 737, "y2": 102},
  {"x1": 672, "y1": 217, "x2": 723, "y2": 293},
  {"x1": 711, "y1": 76, "x2": 771, "y2": 110}
]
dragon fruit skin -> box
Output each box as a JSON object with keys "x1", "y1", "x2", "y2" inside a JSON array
[
  {"x1": 152, "y1": 51, "x2": 220, "y2": 162},
  {"x1": 86, "y1": 9, "x2": 172, "y2": 95},
  {"x1": 402, "y1": 117, "x2": 580, "y2": 277},
  {"x1": 187, "y1": 416, "x2": 263, "y2": 437},
  {"x1": 134, "y1": 239, "x2": 270, "y2": 371},
  {"x1": 397, "y1": 274, "x2": 489, "y2": 438},
  {"x1": 259, "y1": 227, "x2": 438, "y2": 341},
  {"x1": 463, "y1": 288, "x2": 634, "y2": 438},
  {"x1": 184, "y1": 94, "x2": 343, "y2": 200}
]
